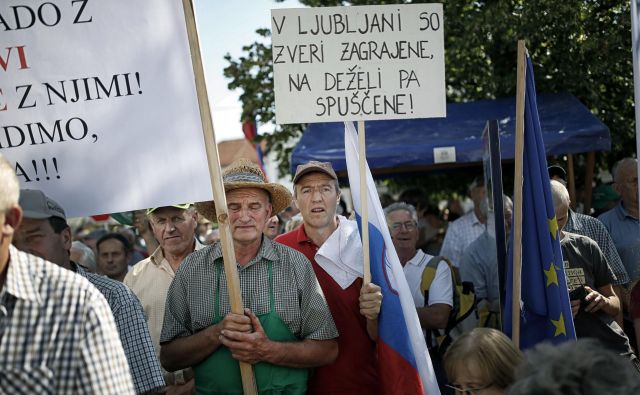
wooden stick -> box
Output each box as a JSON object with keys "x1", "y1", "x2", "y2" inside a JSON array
[
  {"x1": 358, "y1": 120, "x2": 371, "y2": 284},
  {"x1": 511, "y1": 40, "x2": 527, "y2": 350},
  {"x1": 181, "y1": 1, "x2": 257, "y2": 392},
  {"x1": 567, "y1": 154, "x2": 576, "y2": 210}
]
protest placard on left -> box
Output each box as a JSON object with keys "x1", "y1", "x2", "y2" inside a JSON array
[{"x1": 0, "y1": 0, "x2": 212, "y2": 217}]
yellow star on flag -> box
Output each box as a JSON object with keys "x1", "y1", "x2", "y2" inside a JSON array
[
  {"x1": 551, "y1": 313, "x2": 566, "y2": 337},
  {"x1": 544, "y1": 263, "x2": 559, "y2": 287},
  {"x1": 548, "y1": 216, "x2": 558, "y2": 240}
]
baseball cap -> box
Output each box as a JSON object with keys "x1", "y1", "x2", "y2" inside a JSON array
[
  {"x1": 19, "y1": 189, "x2": 66, "y2": 220},
  {"x1": 146, "y1": 204, "x2": 191, "y2": 215},
  {"x1": 548, "y1": 165, "x2": 567, "y2": 182},
  {"x1": 293, "y1": 161, "x2": 338, "y2": 184}
]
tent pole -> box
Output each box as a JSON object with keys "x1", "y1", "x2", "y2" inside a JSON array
[{"x1": 584, "y1": 152, "x2": 595, "y2": 214}]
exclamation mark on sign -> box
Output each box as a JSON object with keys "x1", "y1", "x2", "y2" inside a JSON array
[
  {"x1": 52, "y1": 158, "x2": 60, "y2": 179},
  {"x1": 32, "y1": 160, "x2": 39, "y2": 181},
  {"x1": 409, "y1": 94, "x2": 414, "y2": 114},
  {"x1": 135, "y1": 72, "x2": 142, "y2": 94},
  {"x1": 42, "y1": 159, "x2": 50, "y2": 180}
]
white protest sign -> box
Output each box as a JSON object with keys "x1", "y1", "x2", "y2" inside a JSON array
[
  {"x1": 0, "y1": 0, "x2": 213, "y2": 218},
  {"x1": 271, "y1": 4, "x2": 445, "y2": 124}
]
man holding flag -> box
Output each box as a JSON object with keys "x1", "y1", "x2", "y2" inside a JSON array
[
  {"x1": 275, "y1": 160, "x2": 383, "y2": 394},
  {"x1": 343, "y1": 122, "x2": 441, "y2": 394}
]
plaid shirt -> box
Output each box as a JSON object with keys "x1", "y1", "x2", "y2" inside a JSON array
[
  {"x1": 0, "y1": 246, "x2": 134, "y2": 394},
  {"x1": 76, "y1": 265, "x2": 165, "y2": 394},
  {"x1": 566, "y1": 210, "x2": 629, "y2": 285},
  {"x1": 161, "y1": 237, "x2": 337, "y2": 344},
  {"x1": 440, "y1": 210, "x2": 486, "y2": 267}
]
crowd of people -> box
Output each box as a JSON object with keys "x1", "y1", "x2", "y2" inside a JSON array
[{"x1": 1, "y1": 152, "x2": 640, "y2": 394}]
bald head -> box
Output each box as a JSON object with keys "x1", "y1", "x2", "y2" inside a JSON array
[
  {"x1": 0, "y1": 155, "x2": 19, "y2": 213},
  {"x1": 612, "y1": 158, "x2": 638, "y2": 218}
]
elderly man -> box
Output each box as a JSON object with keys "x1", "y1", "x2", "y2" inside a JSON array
[
  {"x1": 459, "y1": 195, "x2": 513, "y2": 326},
  {"x1": 385, "y1": 202, "x2": 453, "y2": 331},
  {"x1": 97, "y1": 233, "x2": 132, "y2": 282},
  {"x1": 160, "y1": 159, "x2": 338, "y2": 394},
  {"x1": 275, "y1": 160, "x2": 382, "y2": 394},
  {"x1": 599, "y1": 158, "x2": 640, "y2": 282},
  {"x1": 440, "y1": 176, "x2": 487, "y2": 267},
  {"x1": 548, "y1": 166, "x2": 629, "y2": 301},
  {"x1": 13, "y1": 189, "x2": 164, "y2": 394},
  {"x1": 0, "y1": 156, "x2": 134, "y2": 393},
  {"x1": 124, "y1": 203, "x2": 203, "y2": 391},
  {"x1": 552, "y1": 180, "x2": 638, "y2": 369}
]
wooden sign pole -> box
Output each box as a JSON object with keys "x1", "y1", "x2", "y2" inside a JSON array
[
  {"x1": 511, "y1": 39, "x2": 527, "y2": 350},
  {"x1": 182, "y1": 0, "x2": 257, "y2": 392},
  {"x1": 358, "y1": 120, "x2": 371, "y2": 284}
]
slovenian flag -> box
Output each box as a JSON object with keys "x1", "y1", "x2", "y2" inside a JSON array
[{"x1": 344, "y1": 121, "x2": 440, "y2": 395}]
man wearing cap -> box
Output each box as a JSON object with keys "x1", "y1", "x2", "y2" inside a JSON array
[
  {"x1": 440, "y1": 176, "x2": 487, "y2": 267},
  {"x1": 124, "y1": 203, "x2": 202, "y2": 392},
  {"x1": 275, "y1": 160, "x2": 383, "y2": 394},
  {"x1": 13, "y1": 189, "x2": 165, "y2": 394},
  {"x1": 160, "y1": 159, "x2": 338, "y2": 394},
  {"x1": 0, "y1": 156, "x2": 134, "y2": 393}
]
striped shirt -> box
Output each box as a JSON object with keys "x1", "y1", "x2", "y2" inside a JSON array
[
  {"x1": 566, "y1": 210, "x2": 629, "y2": 285},
  {"x1": 0, "y1": 246, "x2": 134, "y2": 394},
  {"x1": 161, "y1": 237, "x2": 337, "y2": 343},
  {"x1": 76, "y1": 265, "x2": 165, "y2": 394}
]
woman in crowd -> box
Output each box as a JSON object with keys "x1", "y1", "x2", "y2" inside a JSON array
[{"x1": 444, "y1": 328, "x2": 523, "y2": 395}]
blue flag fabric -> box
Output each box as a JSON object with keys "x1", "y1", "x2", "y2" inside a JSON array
[{"x1": 504, "y1": 55, "x2": 577, "y2": 348}]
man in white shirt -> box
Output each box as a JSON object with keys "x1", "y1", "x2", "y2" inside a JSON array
[
  {"x1": 385, "y1": 202, "x2": 453, "y2": 330},
  {"x1": 440, "y1": 177, "x2": 487, "y2": 267}
]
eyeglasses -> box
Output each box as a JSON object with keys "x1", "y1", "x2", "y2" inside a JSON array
[
  {"x1": 390, "y1": 221, "x2": 417, "y2": 231},
  {"x1": 445, "y1": 383, "x2": 494, "y2": 395}
]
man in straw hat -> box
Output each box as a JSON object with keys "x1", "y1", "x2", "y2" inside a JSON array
[
  {"x1": 275, "y1": 160, "x2": 383, "y2": 394},
  {"x1": 160, "y1": 159, "x2": 338, "y2": 394}
]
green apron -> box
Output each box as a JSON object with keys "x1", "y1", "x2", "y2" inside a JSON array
[{"x1": 193, "y1": 261, "x2": 308, "y2": 394}]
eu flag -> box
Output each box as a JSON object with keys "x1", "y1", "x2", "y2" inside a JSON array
[{"x1": 504, "y1": 54, "x2": 577, "y2": 348}]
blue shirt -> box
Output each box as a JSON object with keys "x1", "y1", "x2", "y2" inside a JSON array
[
  {"x1": 598, "y1": 203, "x2": 640, "y2": 282},
  {"x1": 459, "y1": 231, "x2": 499, "y2": 303}
]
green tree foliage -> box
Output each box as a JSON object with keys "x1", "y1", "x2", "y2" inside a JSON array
[{"x1": 224, "y1": 0, "x2": 633, "y2": 177}]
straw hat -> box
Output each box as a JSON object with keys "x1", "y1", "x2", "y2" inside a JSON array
[{"x1": 194, "y1": 158, "x2": 292, "y2": 222}]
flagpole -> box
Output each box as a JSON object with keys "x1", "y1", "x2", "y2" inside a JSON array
[
  {"x1": 358, "y1": 120, "x2": 372, "y2": 284},
  {"x1": 631, "y1": 0, "x2": 640, "y2": 208},
  {"x1": 511, "y1": 40, "x2": 527, "y2": 349},
  {"x1": 182, "y1": 0, "x2": 257, "y2": 392}
]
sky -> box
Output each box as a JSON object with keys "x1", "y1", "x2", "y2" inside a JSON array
[{"x1": 194, "y1": 0, "x2": 299, "y2": 142}]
